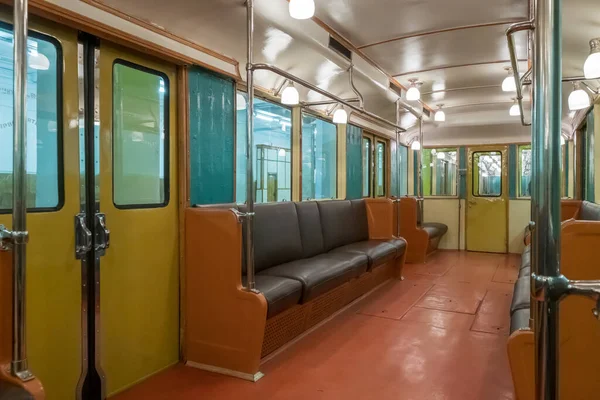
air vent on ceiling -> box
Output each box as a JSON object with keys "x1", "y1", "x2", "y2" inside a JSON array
[{"x1": 328, "y1": 36, "x2": 352, "y2": 61}]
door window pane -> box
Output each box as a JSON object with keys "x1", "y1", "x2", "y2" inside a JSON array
[
  {"x1": 473, "y1": 151, "x2": 502, "y2": 197},
  {"x1": 375, "y1": 141, "x2": 386, "y2": 197},
  {"x1": 518, "y1": 145, "x2": 531, "y2": 198},
  {"x1": 113, "y1": 61, "x2": 168, "y2": 207},
  {"x1": 236, "y1": 94, "x2": 292, "y2": 203},
  {"x1": 0, "y1": 25, "x2": 62, "y2": 211},
  {"x1": 301, "y1": 113, "x2": 337, "y2": 200},
  {"x1": 362, "y1": 137, "x2": 371, "y2": 197},
  {"x1": 422, "y1": 148, "x2": 458, "y2": 196}
]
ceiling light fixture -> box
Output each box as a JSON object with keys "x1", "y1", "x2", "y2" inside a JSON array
[
  {"x1": 568, "y1": 82, "x2": 591, "y2": 111},
  {"x1": 436, "y1": 152, "x2": 445, "y2": 160},
  {"x1": 411, "y1": 140, "x2": 421, "y2": 151},
  {"x1": 502, "y1": 67, "x2": 517, "y2": 92},
  {"x1": 406, "y1": 78, "x2": 421, "y2": 101},
  {"x1": 584, "y1": 38, "x2": 600, "y2": 79},
  {"x1": 560, "y1": 136, "x2": 566, "y2": 146},
  {"x1": 434, "y1": 104, "x2": 446, "y2": 122},
  {"x1": 509, "y1": 98, "x2": 520, "y2": 116},
  {"x1": 332, "y1": 108, "x2": 348, "y2": 124},
  {"x1": 289, "y1": 0, "x2": 315, "y2": 20},
  {"x1": 281, "y1": 82, "x2": 300, "y2": 105}
]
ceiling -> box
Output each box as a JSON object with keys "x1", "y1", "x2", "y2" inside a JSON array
[{"x1": 89, "y1": 0, "x2": 600, "y2": 143}]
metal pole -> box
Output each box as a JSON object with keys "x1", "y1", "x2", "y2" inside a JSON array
[
  {"x1": 348, "y1": 66, "x2": 364, "y2": 109},
  {"x1": 531, "y1": 0, "x2": 562, "y2": 398},
  {"x1": 245, "y1": 0, "x2": 256, "y2": 291},
  {"x1": 417, "y1": 118, "x2": 424, "y2": 222},
  {"x1": 251, "y1": 63, "x2": 406, "y2": 132},
  {"x1": 506, "y1": 20, "x2": 535, "y2": 127},
  {"x1": 11, "y1": 0, "x2": 33, "y2": 381},
  {"x1": 395, "y1": 101, "x2": 401, "y2": 236}
]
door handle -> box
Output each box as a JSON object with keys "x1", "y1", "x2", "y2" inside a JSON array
[
  {"x1": 74, "y1": 214, "x2": 93, "y2": 260},
  {"x1": 95, "y1": 213, "x2": 110, "y2": 256}
]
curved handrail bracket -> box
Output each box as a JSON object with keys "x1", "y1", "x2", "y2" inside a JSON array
[{"x1": 506, "y1": 20, "x2": 535, "y2": 127}]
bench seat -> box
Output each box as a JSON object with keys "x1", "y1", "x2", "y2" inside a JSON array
[
  {"x1": 510, "y1": 276, "x2": 531, "y2": 315},
  {"x1": 330, "y1": 240, "x2": 398, "y2": 269},
  {"x1": 510, "y1": 308, "x2": 530, "y2": 334},
  {"x1": 421, "y1": 222, "x2": 448, "y2": 240},
  {"x1": 261, "y1": 253, "x2": 368, "y2": 303},
  {"x1": 243, "y1": 275, "x2": 303, "y2": 319}
]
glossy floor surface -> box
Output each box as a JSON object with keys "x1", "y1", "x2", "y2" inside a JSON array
[{"x1": 114, "y1": 251, "x2": 520, "y2": 400}]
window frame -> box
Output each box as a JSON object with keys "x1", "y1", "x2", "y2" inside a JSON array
[
  {"x1": 300, "y1": 110, "x2": 338, "y2": 201},
  {"x1": 472, "y1": 151, "x2": 503, "y2": 198},
  {"x1": 0, "y1": 22, "x2": 65, "y2": 214},
  {"x1": 422, "y1": 147, "x2": 459, "y2": 198},
  {"x1": 517, "y1": 144, "x2": 532, "y2": 199},
  {"x1": 112, "y1": 58, "x2": 170, "y2": 209}
]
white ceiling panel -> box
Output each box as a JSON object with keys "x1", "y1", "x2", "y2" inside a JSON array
[
  {"x1": 362, "y1": 25, "x2": 529, "y2": 77},
  {"x1": 313, "y1": 0, "x2": 529, "y2": 47}
]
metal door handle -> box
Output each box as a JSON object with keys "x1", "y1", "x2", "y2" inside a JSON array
[
  {"x1": 95, "y1": 213, "x2": 110, "y2": 256},
  {"x1": 75, "y1": 214, "x2": 92, "y2": 259}
]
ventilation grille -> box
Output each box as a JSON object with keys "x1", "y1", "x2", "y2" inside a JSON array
[
  {"x1": 329, "y1": 36, "x2": 352, "y2": 61},
  {"x1": 389, "y1": 82, "x2": 403, "y2": 98}
]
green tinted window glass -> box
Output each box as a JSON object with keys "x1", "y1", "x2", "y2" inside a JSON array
[
  {"x1": 422, "y1": 148, "x2": 458, "y2": 196},
  {"x1": 236, "y1": 95, "x2": 292, "y2": 204},
  {"x1": 473, "y1": 151, "x2": 502, "y2": 197},
  {"x1": 518, "y1": 145, "x2": 531, "y2": 198},
  {"x1": 301, "y1": 113, "x2": 337, "y2": 200},
  {"x1": 399, "y1": 145, "x2": 408, "y2": 195},
  {"x1": 362, "y1": 137, "x2": 371, "y2": 197},
  {"x1": 113, "y1": 61, "x2": 168, "y2": 207},
  {"x1": 375, "y1": 141, "x2": 386, "y2": 197},
  {"x1": 0, "y1": 25, "x2": 61, "y2": 211}
]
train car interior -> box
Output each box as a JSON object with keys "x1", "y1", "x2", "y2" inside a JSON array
[{"x1": 0, "y1": 0, "x2": 599, "y2": 399}]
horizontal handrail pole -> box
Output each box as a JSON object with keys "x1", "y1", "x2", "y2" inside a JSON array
[{"x1": 251, "y1": 63, "x2": 407, "y2": 132}]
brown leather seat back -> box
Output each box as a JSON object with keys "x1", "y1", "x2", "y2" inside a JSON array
[
  {"x1": 295, "y1": 202, "x2": 325, "y2": 258},
  {"x1": 240, "y1": 202, "x2": 303, "y2": 272},
  {"x1": 579, "y1": 201, "x2": 600, "y2": 221}
]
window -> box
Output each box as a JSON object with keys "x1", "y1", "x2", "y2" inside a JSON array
[
  {"x1": 301, "y1": 113, "x2": 337, "y2": 200},
  {"x1": 518, "y1": 145, "x2": 531, "y2": 198},
  {"x1": 0, "y1": 25, "x2": 62, "y2": 212},
  {"x1": 473, "y1": 151, "x2": 502, "y2": 197},
  {"x1": 422, "y1": 148, "x2": 458, "y2": 196},
  {"x1": 113, "y1": 60, "x2": 168, "y2": 208},
  {"x1": 362, "y1": 137, "x2": 372, "y2": 197},
  {"x1": 236, "y1": 94, "x2": 292, "y2": 203},
  {"x1": 375, "y1": 141, "x2": 386, "y2": 197}
]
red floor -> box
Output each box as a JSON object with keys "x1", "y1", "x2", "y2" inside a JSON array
[{"x1": 114, "y1": 251, "x2": 520, "y2": 400}]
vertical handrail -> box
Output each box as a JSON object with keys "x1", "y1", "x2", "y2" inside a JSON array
[
  {"x1": 395, "y1": 101, "x2": 402, "y2": 236},
  {"x1": 417, "y1": 118, "x2": 424, "y2": 222},
  {"x1": 348, "y1": 65, "x2": 364, "y2": 109},
  {"x1": 506, "y1": 20, "x2": 535, "y2": 127},
  {"x1": 245, "y1": 0, "x2": 256, "y2": 291},
  {"x1": 11, "y1": 0, "x2": 33, "y2": 381},
  {"x1": 531, "y1": 0, "x2": 562, "y2": 398}
]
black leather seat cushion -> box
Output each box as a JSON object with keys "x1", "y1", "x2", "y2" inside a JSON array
[
  {"x1": 247, "y1": 275, "x2": 303, "y2": 319},
  {"x1": 510, "y1": 308, "x2": 530, "y2": 335},
  {"x1": 511, "y1": 276, "x2": 531, "y2": 315},
  {"x1": 521, "y1": 248, "x2": 531, "y2": 270},
  {"x1": 386, "y1": 238, "x2": 407, "y2": 257},
  {"x1": 260, "y1": 253, "x2": 368, "y2": 302},
  {"x1": 330, "y1": 240, "x2": 397, "y2": 269},
  {"x1": 580, "y1": 201, "x2": 600, "y2": 221},
  {"x1": 421, "y1": 222, "x2": 448, "y2": 239}
]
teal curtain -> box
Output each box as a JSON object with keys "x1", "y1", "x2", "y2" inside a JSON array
[
  {"x1": 346, "y1": 124, "x2": 362, "y2": 199},
  {"x1": 399, "y1": 145, "x2": 408, "y2": 195},
  {"x1": 459, "y1": 147, "x2": 467, "y2": 199},
  {"x1": 508, "y1": 144, "x2": 517, "y2": 199},
  {"x1": 189, "y1": 67, "x2": 235, "y2": 205},
  {"x1": 390, "y1": 140, "x2": 398, "y2": 197}
]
